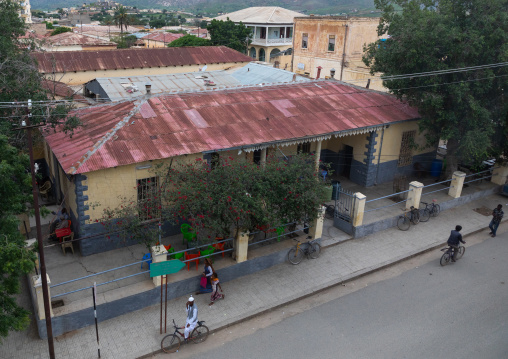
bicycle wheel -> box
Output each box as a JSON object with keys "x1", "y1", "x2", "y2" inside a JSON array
[
  {"x1": 397, "y1": 216, "x2": 410, "y2": 231},
  {"x1": 308, "y1": 243, "x2": 321, "y2": 259},
  {"x1": 456, "y1": 246, "x2": 465, "y2": 259},
  {"x1": 419, "y1": 208, "x2": 430, "y2": 222},
  {"x1": 411, "y1": 211, "x2": 420, "y2": 225},
  {"x1": 431, "y1": 204, "x2": 441, "y2": 217},
  {"x1": 440, "y1": 252, "x2": 451, "y2": 266},
  {"x1": 191, "y1": 325, "x2": 209, "y2": 344},
  {"x1": 161, "y1": 334, "x2": 181, "y2": 353},
  {"x1": 287, "y1": 247, "x2": 304, "y2": 265}
]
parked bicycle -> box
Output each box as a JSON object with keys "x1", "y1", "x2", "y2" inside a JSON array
[
  {"x1": 421, "y1": 199, "x2": 440, "y2": 218},
  {"x1": 397, "y1": 206, "x2": 423, "y2": 230},
  {"x1": 440, "y1": 245, "x2": 465, "y2": 266},
  {"x1": 287, "y1": 238, "x2": 321, "y2": 264},
  {"x1": 324, "y1": 204, "x2": 336, "y2": 220},
  {"x1": 161, "y1": 319, "x2": 209, "y2": 353}
]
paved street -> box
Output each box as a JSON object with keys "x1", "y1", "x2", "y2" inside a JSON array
[{"x1": 184, "y1": 232, "x2": 508, "y2": 359}]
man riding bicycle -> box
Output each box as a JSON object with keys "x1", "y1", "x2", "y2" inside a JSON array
[{"x1": 447, "y1": 225, "x2": 466, "y2": 262}]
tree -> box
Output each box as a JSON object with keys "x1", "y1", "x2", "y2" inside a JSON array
[
  {"x1": 167, "y1": 34, "x2": 211, "y2": 47},
  {"x1": 112, "y1": 34, "x2": 137, "y2": 49},
  {"x1": 363, "y1": 0, "x2": 508, "y2": 176},
  {"x1": 207, "y1": 18, "x2": 252, "y2": 53},
  {"x1": 149, "y1": 18, "x2": 166, "y2": 29},
  {"x1": 44, "y1": 21, "x2": 54, "y2": 29},
  {"x1": 114, "y1": 5, "x2": 131, "y2": 34},
  {"x1": 50, "y1": 26, "x2": 72, "y2": 36}
]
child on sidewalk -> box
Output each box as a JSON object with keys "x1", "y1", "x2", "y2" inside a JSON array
[{"x1": 209, "y1": 272, "x2": 224, "y2": 306}]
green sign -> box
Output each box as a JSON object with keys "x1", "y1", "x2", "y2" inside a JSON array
[{"x1": 150, "y1": 260, "x2": 185, "y2": 277}]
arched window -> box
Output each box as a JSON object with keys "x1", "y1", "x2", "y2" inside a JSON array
[
  {"x1": 249, "y1": 47, "x2": 256, "y2": 59},
  {"x1": 259, "y1": 48, "x2": 266, "y2": 62},
  {"x1": 269, "y1": 48, "x2": 281, "y2": 61}
]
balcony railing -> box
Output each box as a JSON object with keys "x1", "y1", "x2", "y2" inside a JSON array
[{"x1": 251, "y1": 37, "x2": 293, "y2": 46}]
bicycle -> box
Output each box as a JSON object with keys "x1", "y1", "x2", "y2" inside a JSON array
[
  {"x1": 324, "y1": 204, "x2": 336, "y2": 219},
  {"x1": 287, "y1": 238, "x2": 321, "y2": 265},
  {"x1": 397, "y1": 206, "x2": 421, "y2": 231},
  {"x1": 161, "y1": 319, "x2": 209, "y2": 353},
  {"x1": 421, "y1": 199, "x2": 440, "y2": 218},
  {"x1": 440, "y1": 244, "x2": 465, "y2": 266}
]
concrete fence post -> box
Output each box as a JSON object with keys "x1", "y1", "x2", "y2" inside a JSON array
[
  {"x1": 314, "y1": 140, "x2": 322, "y2": 171},
  {"x1": 151, "y1": 245, "x2": 168, "y2": 287},
  {"x1": 491, "y1": 165, "x2": 508, "y2": 185},
  {"x1": 235, "y1": 230, "x2": 249, "y2": 263},
  {"x1": 406, "y1": 181, "x2": 424, "y2": 209},
  {"x1": 309, "y1": 206, "x2": 326, "y2": 240},
  {"x1": 448, "y1": 171, "x2": 466, "y2": 198},
  {"x1": 352, "y1": 192, "x2": 366, "y2": 227},
  {"x1": 260, "y1": 148, "x2": 267, "y2": 168},
  {"x1": 32, "y1": 274, "x2": 53, "y2": 320}
]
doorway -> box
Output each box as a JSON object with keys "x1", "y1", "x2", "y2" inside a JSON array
[{"x1": 342, "y1": 145, "x2": 353, "y2": 178}]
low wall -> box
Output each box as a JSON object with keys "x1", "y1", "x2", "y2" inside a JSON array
[
  {"x1": 352, "y1": 185, "x2": 500, "y2": 238},
  {"x1": 31, "y1": 237, "x2": 322, "y2": 339}
]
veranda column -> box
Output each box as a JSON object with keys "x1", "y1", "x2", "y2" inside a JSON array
[
  {"x1": 308, "y1": 206, "x2": 326, "y2": 241},
  {"x1": 235, "y1": 230, "x2": 249, "y2": 263},
  {"x1": 406, "y1": 181, "x2": 424, "y2": 209},
  {"x1": 448, "y1": 171, "x2": 466, "y2": 199},
  {"x1": 260, "y1": 148, "x2": 267, "y2": 168},
  {"x1": 32, "y1": 274, "x2": 53, "y2": 320},
  {"x1": 352, "y1": 192, "x2": 366, "y2": 227},
  {"x1": 314, "y1": 140, "x2": 322, "y2": 171},
  {"x1": 491, "y1": 165, "x2": 508, "y2": 185}
]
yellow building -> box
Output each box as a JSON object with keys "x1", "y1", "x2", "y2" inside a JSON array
[
  {"x1": 213, "y1": 7, "x2": 306, "y2": 63},
  {"x1": 32, "y1": 46, "x2": 253, "y2": 85},
  {"x1": 18, "y1": 0, "x2": 32, "y2": 23},
  {"x1": 292, "y1": 16, "x2": 386, "y2": 91},
  {"x1": 42, "y1": 79, "x2": 433, "y2": 255}
]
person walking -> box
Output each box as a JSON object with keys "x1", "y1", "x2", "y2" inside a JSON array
[
  {"x1": 209, "y1": 272, "x2": 224, "y2": 306},
  {"x1": 184, "y1": 296, "x2": 198, "y2": 342},
  {"x1": 447, "y1": 225, "x2": 466, "y2": 262},
  {"x1": 49, "y1": 208, "x2": 69, "y2": 240},
  {"x1": 489, "y1": 204, "x2": 504, "y2": 237}
]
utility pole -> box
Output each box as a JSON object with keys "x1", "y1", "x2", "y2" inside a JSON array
[{"x1": 24, "y1": 100, "x2": 56, "y2": 359}]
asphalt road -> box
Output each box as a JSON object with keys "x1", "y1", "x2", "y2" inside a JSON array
[{"x1": 164, "y1": 232, "x2": 508, "y2": 359}]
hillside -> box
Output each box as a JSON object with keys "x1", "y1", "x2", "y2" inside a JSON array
[{"x1": 31, "y1": 0, "x2": 377, "y2": 16}]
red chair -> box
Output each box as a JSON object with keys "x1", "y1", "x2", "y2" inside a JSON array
[
  {"x1": 212, "y1": 242, "x2": 225, "y2": 257},
  {"x1": 164, "y1": 244, "x2": 171, "y2": 252},
  {"x1": 185, "y1": 252, "x2": 200, "y2": 271}
]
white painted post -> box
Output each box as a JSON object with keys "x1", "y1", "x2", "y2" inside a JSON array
[
  {"x1": 309, "y1": 206, "x2": 326, "y2": 240},
  {"x1": 260, "y1": 148, "x2": 267, "y2": 168},
  {"x1": 406, "y1": 181, "x2": 424, "y2": 209},
  {"x1": 32, "y1": 274, "x2": 53, "y2": 320},
  {"x1": 448, "y1": 171, "x2": 466, "y2": 199},
  {"x1": 491, "y1": 165, "x2": 508, "y2": 185},
  {"x1": 151, "y1": 245, "x2": 168, "y2": 287},
  {"x1": 314, "y1": 140, "x2": 322, "y2": 171},
  {"x1": 352, "y1": 192, "x2": 366, "y2": 227},
  {"x1": 235, "y1": 230, "x2": 249, "y2": 263}
]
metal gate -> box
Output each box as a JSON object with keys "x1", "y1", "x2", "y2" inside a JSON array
[{"x1": 333, "y1": 187, "x2": 355, "y2": 235}]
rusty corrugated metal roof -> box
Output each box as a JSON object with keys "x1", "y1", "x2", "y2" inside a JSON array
[
  {"x1": 45, "y1": 32, "x2": 116, "y2": 46},
  {"x1": 143, "y1": 32, "x2": 184, "y2": 43},
  {"x1": 44, "y1": 80, "x2": 420, "y2": 175},
  {"x1": 34, "y1": 46, "x2": 253, "y2": 73}
]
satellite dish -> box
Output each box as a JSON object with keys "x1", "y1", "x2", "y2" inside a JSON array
[{"x1": 202, "y1": 65, "x2": 208, "y2": 72}]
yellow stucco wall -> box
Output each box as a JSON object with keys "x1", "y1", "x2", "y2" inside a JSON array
[
  {"x1": 248, "y1": 45, "x2": 292, "y2": 63},
  {"x1": 292, "y1": 17, "x2": 382, "y2": 82},
  {"x1": 43, "y1": 62, "x2": 251, "y2": 86}
]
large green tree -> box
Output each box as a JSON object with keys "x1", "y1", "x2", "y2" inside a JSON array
[
  {"x1": 207, "y1": 18, "x2": 252, "y2": 53},
  {"x1": 114, "y1": 6, "x2": 132, "y2": 34},
  {"x1": 167, "y1": 34, "x2": 211, "y2": 47},
  {"x1": 363, "y1": 0, "x2": 508, "y2": 176}
]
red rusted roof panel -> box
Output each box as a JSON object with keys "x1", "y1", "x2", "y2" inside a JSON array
[{"x1": 44, "y1": 81, "x2": 420, "y2": 174}]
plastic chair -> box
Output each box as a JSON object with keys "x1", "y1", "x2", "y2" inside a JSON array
[
  {"x1": 201, "y1": 247, "x2": 215, "y2": 261},
  {"x1": 39, "y1": 181, "x2": 52, "y2": 200},
  {"x1": 181, "y1": 224, "x2": 197, "y2": 244},
  {"x1": 212, "y1": 242, "x2": 225, "y2": 257},
  {"x1": 164, "y1": 244, "x2": 172, "y2": 252},
  {"x1": 141, "y1": 253, "x2": 152, "y2": 269},
  {"x1": 61, "y1": 232, "x2": 74, "y2": 255},
  {"x1": 185, "y1": 251, "x2": 200, "y2": 270},
  {"x1": 171, "y1": 251, "x2": 184, "y2": 260}
]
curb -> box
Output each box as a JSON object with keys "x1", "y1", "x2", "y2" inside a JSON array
[{"x1": 139, "y1": 224, "x2": 492, "y2": 358}]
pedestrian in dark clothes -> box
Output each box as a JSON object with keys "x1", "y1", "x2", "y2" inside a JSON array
[
  {"x1": 489, "y1": 204, "x2": 504, "y2": 237},
  {"x1": 447, "y1": 225, "x2": 466, "y2": 262}
]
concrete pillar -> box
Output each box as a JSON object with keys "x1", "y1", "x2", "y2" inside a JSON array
[
  {"x1": 406, "y1": 181, "x2": 424, "y2": 209},
  {"x1": 448, "y1": 171, "x2": 466, "y2": 198},
  {"x1": 151, "y1": 245, "x2": 168, "y2": 287},
  {"x1": 491, "y1": 165, "x2": 508, "y2": 185},
  {"x1": 314, "y1": 140, "x2": 322, "y2": 171},
  {"x1": 32, "y1": 274, "x2": 53, "y2": 320},
  {"x1": 352, "y1": 192, "x2": 366, "y2": 227},
  {"x1": 309, "y1": 206, "x2": 326, "y2": 240},
  {"x1": 235, "y1": 230, "x2": 249, "y2": 263},
  {"x1": 260, "y1": 147, "x2": 267, "y2": 168}
]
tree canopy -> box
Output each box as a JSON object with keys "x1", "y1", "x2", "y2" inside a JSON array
[
  {"x1": 207, "y1": 18, "x2": 252, "y2": 53},
  {"x1": 167, "y1": 34, "x2": 211, "y2": 47},
  {"x1": 50, "y1": 26, "x2": 72, "y2": 36},
  {"x1": 114, "y1": 6, "x2": 133, "y2": 34},
  {"x1": 363, "y1": 0, "x2": 508, "y2": 175}
]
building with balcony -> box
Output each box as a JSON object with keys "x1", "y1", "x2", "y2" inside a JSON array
[
  {"x1": 213, "y1": 7, "x2": 306, "y2": 63},
  {"x1": 18, "y1": 0, "x2": 32, "y2": 23}
]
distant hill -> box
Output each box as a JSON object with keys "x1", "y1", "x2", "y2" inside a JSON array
[{"x1": 31, "y1": 0, "x2": 377, "y2": 17}]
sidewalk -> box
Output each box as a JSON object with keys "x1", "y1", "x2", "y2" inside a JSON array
[{"x1": 2, "y1": 194, "x2": 506, "y2": 359}]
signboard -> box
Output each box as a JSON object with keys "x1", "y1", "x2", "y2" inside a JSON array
[
  {"x1": 150, "y1": 260, "x2": 185, "y2": 278},
  {"x1": 297, "y1": 63, "x2": 305, "y2": 70}
]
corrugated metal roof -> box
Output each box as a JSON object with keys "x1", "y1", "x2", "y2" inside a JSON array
[
  {"x1": 44, "y1": 80, "x2": 420, "y2": 175},
  {"x1": 229, "y1": 63, "x2": 310, "y2": 85},
  {"x1": 213, "y1": 7, "x2": 307, "y2": 24},
  {"x1": 142, "y1": 32, "x2": 184, "y2": 43},
  {"x1": 34, "y1": 46, "x2": 253, "y2": 73},
  {"x1": 45, "y1": 32, "x2": 116, "y2": 46},
  {"x1": 84, "y1": 65, "x2": 307, "y2": 101}
]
